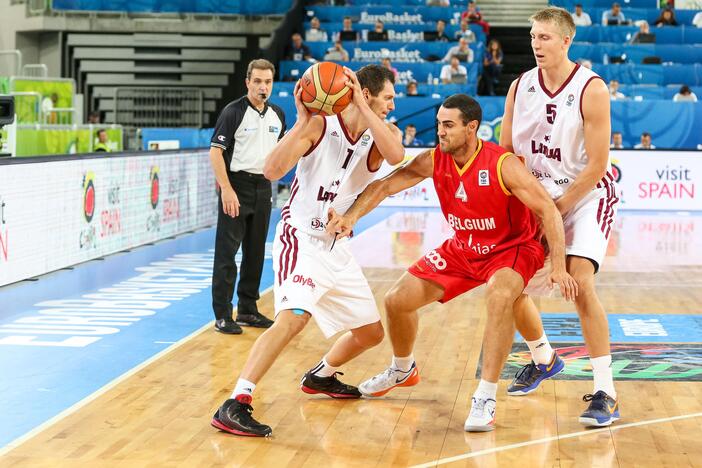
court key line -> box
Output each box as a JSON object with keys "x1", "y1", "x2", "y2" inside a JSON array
[
  {"x1": 411, "y1": 410, "x2": 702, "y2": 467},
  {"x1": 0, "y1": 286, "x2": 274, "y2": 457}
]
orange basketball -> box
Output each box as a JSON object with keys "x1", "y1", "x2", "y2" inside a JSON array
[{"x1": 300, "y1": 62, "x2": 353, "y2": 116}]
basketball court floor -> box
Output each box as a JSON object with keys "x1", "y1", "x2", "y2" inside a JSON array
[{"x1": 1, "y1": 206, "x2": 701, "y2": 467}]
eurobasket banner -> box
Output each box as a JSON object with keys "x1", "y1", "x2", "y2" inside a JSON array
[
  {"x1": 0, "y1": 150, "x2": 217, "y2": 286},
  {"x1": 14, "y1": 127, "x2": 124, "y2": 156}
]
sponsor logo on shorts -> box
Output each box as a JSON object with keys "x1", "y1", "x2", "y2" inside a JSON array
[{"x1": 292, "y1": 274, "x2": 316, "y2": 290}]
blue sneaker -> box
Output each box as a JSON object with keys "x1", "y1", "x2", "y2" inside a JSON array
[
  {"x1": 507, "y1": 352, "x2": 565, "y2": 396},
  {"x1": 579, "y1": 390, "x2": 620, "y2": 427}
]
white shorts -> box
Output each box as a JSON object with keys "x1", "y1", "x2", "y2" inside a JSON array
[
  {"x1": 272, "y1": 221, "x2": 380, "y2": 338},
  {"x1": 525, "y1": 183, "x2": 619, "y2": 296}
]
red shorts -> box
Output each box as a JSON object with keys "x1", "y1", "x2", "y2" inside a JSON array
[{"x1": 408, "y1": 237, "x2": 545, "y2": 303}]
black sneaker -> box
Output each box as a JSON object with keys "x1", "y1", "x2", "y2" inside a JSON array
[
  {"x1": 214, "y1": 318, "x2": 242, "y2": 335},
  {"x1": 300, "y1": 370, "x2": 362, "y2": 399},
  {"x1": 579, "y1": 390, "x2": 620, "y2": 427},
  {"x1": 211, "y1": 395, "x2": 272, "y2": 437},
  {"x1": 506, "y1": 353, "x2": 565, "y2": 396},
  {"x1": 236, "y1": 310, "x2": 274, "y2": 328}
]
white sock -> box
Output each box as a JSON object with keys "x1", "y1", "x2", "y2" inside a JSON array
[
  {"x1": 591, "y1": 355, "x2": 616, "y2": 399},
  {"x1": 526, "y1": 334, "x2": 554, "y2": 365},
  {"x1": 473, "y1": 379, "x2": 498, "y2": 401},
  {"x1": 231, "y1": 378, "x2": 256, "y2": 398},
  {"x1": 392, "y1": 354, "x2": 414, "y2": 372},
  {"x1": 311, "y1": 357, "x2": 338, "y2": 377}
]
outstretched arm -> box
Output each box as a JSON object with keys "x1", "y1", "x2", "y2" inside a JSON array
[
  {"x1": 500, "y1": 154, "x2": 578, "y2": 300},
  {"x1": 326, "y1": 149, "x2": 434, "y2": 238}
]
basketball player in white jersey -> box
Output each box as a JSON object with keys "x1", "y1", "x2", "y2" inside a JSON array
[
  {"x1": 211, "y1": 64, "x2": 404, "y2": 437},
  {"x1": 500, "y1": 7, "x2": 620, "y2": 427}
]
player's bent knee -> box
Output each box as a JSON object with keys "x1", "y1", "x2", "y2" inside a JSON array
[{"x1": 274, "y1": 309, "x2": 311, "y2": 336}]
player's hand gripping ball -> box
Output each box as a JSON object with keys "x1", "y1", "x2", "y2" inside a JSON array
[{"x1": 300, "y1": 62, "x2": 353, "y2": 116}]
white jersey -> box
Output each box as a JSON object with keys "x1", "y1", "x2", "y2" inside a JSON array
[
  {"x1": 512, "y1": 64, "x2": 613, "y2": 199},
  {"x1": 282, "y1": 114, "x2": 380, "y2": 238}
]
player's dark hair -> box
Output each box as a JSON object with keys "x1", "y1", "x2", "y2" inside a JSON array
[
  {"x1": 356, "y1": 64, "x2": 395, "y2": 97},
  {"x1": 442, "y1": 94, "x2": 482, "y2": 126}
]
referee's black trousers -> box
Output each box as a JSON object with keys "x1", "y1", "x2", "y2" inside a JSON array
[{"x1": 212, "y1": 171, "x2": 272, "y2": 320}]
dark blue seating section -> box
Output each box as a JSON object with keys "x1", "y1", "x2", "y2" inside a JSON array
[
  {"x1": 575, "y1": 25, "x2": 702, "y2": 44},
  {"x1": 571, "y1": 43, "x2": 702, "y2": 64},
  {"x1": 52, "y1": 0, "x2": 292, "y2": 14},
  {"x1": 554, "y1": 0, "x2": 662, "y2": 8},
  {"x1": 592, "y1": 63, "x2": 702, "y2": 85}
]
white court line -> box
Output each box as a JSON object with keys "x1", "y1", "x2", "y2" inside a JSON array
[
  {"x1": 0, "y1": 286, "x2": 274, "y2": 457},
  {"x1": 411, "y1": 411, "x2": 702, "y2": 467}
]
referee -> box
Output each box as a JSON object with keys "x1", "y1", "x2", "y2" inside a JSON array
[{"x1": 209, "y1": 59, "x2": 286, "y2": 334}]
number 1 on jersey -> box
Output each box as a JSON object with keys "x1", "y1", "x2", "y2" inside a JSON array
[{"x1": 342, "y1": 148, "x2": 354, "y2": 169}]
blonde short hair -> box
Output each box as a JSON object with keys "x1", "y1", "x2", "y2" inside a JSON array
[
  {"x1": 246, "y1": 59, "x2": 275, "y2": 80},
  {"x1": 529, "y1": 7, "x2": 576, "y2": 40}
]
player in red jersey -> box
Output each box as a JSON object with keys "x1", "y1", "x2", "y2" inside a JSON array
[{"x1": 326, "y1": 94, "x2": 577, "y2": 432}]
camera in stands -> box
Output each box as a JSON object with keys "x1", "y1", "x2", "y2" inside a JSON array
[{"x1": 0, "y1": 96, "x2": 15, "y2": 127}]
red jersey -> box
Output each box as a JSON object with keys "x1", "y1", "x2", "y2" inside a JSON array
[{"x1": 431, "y1": 140, "x2": 538, "y2": 259}]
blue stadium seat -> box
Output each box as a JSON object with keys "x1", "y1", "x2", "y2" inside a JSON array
[{"x1": 52, "y1": 0, "x2": 292, "y2": 14}]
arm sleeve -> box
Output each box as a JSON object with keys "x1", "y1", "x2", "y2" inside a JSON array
[{"x1": 210, "y1": 103, "x2": 242, "y2": 151}]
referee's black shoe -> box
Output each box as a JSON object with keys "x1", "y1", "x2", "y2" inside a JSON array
[
  {"x1": 214, "y1": 318, "x2": 243, "y2": 334},
  {"x1": 236, "y1": 309, "x2": 274, "y2": 328}
]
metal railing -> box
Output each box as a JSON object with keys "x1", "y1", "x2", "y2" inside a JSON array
[
  {"x1": 27, "y1": 0, "x2": 48, "y2": 14},
  {"x1": 21, "y1": 64, "x2": 48, "y2": 78},
  {"x1": 0, "y1": 50, "x2": 23, "y2": 76},
  {"x1": 113, "y1": 87, "x2": 204, "y2": 128}
]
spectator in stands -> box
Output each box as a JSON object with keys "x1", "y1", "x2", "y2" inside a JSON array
[
  {"x1": 673, "y1": 85, "x2": 698, "y2": 102},
  {"x1": 571, "y1": 4, "x2": 592, "y2": 26},
  {"x1": 427, "y1": 0, "x2": 450, "y2": 5},
  {"x1": 94, "y1": 129, "x2": 110, "y2": 152},
  {"x1": 425, "y1": 19, "x2": 450, "y2": 42},
  {"x1": 634, "y1": 132, "x2": 656, "y2": 149},
  {"x1": 406, "y1": 81, "x2": 422, "y2": 97},
  {"x1": 602, "y1": 2, "x2": 626, "y2": 26},
  {"x1": 693, "y1": 11, "x2": 702, "y2": 28},
  {"x1": 285, "y1": 33, "x2": 314, "y2": 61},
  {"x1": 403, "y1": 124, "x2": 425, "y2": 146},
  {"x1": 337, "y1": 16, "x2": 359, "y2": 42},
  {"x1": 87, "y1": 111, "x2": 102, "y2": 124},
  {"x1": 454, "y1": 18, "x2": 477, "y2": 43},
  {"x1": 631, "y1": 21, "x2": 655, "y2": 43},
  {"x1": 381, "y1": 58, "x2": 399, "y2": 80},
  {"x1": 442, "y1": 37, "x2": 474, "y2": 63},
  {"x1": 41, "y1": 92, "x2": 58, "y2": 124},
  {"x1": 440, "y1": 56, "x2": 468, "y2": 84},
  {"x1": 482, "y1": 39, "x2": 503, "y2": 96},
  {"x1": 368, "y1": 20, "x2": 389, "y2": 41},
  {"x1": 324, "y1": 41, "x2": 350, "y2": 62},
  {"x1": 461, "y1": 1, "x2": 490, "y2": 35},
  {"x1": 610, "y1": 131, "x2": 624, "y2": 149},
  {"x1": 655, "y1": 8, "x2": 678, "y2": 27},
  {"x1": 608, "y1": 80, "x2": 626, "y2": 101},
  {"x1": 577, "y1": 58, "x2": 593, "y2": 69},
  {"x1": 305, "y1": 17, "x2": 328, "y2": 42}
]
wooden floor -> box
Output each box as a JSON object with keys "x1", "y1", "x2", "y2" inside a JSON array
[{"x1": 2, "y1": 211, "x2": 702, "y2": 467}]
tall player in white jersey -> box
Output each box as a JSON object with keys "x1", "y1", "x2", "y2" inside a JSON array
[
  {"x1": 211, "y1": 65, "x2": 404, "y2": 437},
  {"x1": 500, "y1": 7, "x2": 621, "y2": 427}
]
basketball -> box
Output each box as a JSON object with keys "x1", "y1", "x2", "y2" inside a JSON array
[{"x1": 300, "y1": 62, "x2": 353, "y2": 116}]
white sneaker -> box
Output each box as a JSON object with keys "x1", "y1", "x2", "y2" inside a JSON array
[
  {"x1": 464, "y1": 396, "x2": 496, "y2": 432},
  {"x1": 358, "y1": 362, "x2": 420, "y2": 397}
]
